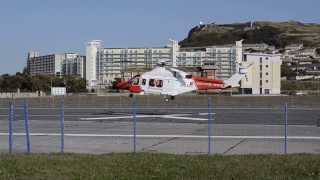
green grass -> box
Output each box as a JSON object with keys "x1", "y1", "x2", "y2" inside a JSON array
[{"x1": 0, "y1": 153, "x2": 319, "y2": 180}]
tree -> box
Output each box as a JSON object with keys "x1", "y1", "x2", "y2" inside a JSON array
[
  {"x1": 316, "y1": 48, "x2": 320, "y2": 56},
  {"x1": 0, "y1": 72, "x2": 88, "y2": 93},
  {"x1": 281, "y1": 64, "x2": 296, "y2": 78},
  {"x1": 65, "y1": 76, "x2": 87, "y2": 93}
]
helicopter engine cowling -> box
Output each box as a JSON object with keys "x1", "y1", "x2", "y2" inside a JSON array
[{"x1": 193, "y1": 77, "x2": 225, "y2": 90}]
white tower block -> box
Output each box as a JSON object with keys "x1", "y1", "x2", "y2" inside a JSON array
[
  {"x1": 169, "y1": 39, "x2": 180, "y2": 68},
  {"x1": 86, "y1": 40, "x2": 102, "y2": 89}
]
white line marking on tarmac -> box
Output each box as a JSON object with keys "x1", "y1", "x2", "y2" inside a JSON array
[
  {"x1": 0, "y1": 133, "x2": 319, "y2": 140},
  {"x1": 1, "y1": 107, "x2": 319, "y2": 110},
  {"x1": 198, "y1": 113, "x2": 216, "y2": 116},
  {"x1": 163, "y1": 115, "x2": 207, "y2": 121},
  {"x1": 80, "y1": 114, "x2": 208, "y2": 121},
  {"x1": 0, "y1": 115, "x2": 105, "y2": 117}
]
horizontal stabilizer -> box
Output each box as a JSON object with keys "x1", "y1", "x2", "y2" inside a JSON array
[
  {"x1": 224, "y1": 63, "x2": 253, "y2": 88},
  {"x1": 224, "y1": 73, "x2": 245, "y2": 87}
]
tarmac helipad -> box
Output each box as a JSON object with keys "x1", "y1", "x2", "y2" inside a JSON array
[{"x1": 0, "y1": 95, "x2": 319, "y2": 154}]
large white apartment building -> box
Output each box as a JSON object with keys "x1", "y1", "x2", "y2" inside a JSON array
[
  {"x1": 27, "y1": 52, "x2": 85, "y2": 77},
  {"x1": 241, "y1": 53, "x2": 282, "y2": 95},
  {"x1": 86, "y1": 40, "x2": 242, "y2": 89}
]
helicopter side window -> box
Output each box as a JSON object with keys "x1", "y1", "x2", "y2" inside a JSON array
[
  {"x1": 142, "y1": 79, "x2": 146, "y2": 86},
  {"x1": 149, "y1": 79, "x2": 155, "y2": 87},
  {"x1": 156, "y1": 80, "x2": 163, "y2": 88},
  {"x1": 173, "y1": 71, "x2": 177, "y2": 77}
]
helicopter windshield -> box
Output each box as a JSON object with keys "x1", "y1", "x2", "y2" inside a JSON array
[
  {"x1": 132, "y1": 77, "x2": 139, "y2": 85},
  {"x1": 128, "y1": 75, "x2": 140, "y2": 85}
]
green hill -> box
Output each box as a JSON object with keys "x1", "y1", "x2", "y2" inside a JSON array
[{"x1": 180, "y1": 21, "x2": 320, "y2": 48}]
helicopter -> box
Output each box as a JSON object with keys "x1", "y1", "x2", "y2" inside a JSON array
[{"x1": 116, "y1": 62, "x2": 251, "y2": 100}]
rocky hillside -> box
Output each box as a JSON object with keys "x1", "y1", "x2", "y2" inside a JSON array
[{"x1": 179, "y1": 21, "x2": 320, "y2": 48}]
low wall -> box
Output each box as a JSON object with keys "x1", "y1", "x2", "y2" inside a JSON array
[{"x1": 0, "y1": 92, "x2": 44, "y2": 99}]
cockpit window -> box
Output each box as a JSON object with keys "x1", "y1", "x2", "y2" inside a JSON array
[
  {"x1": 133, "y1": 78, "x2": 139, "y2": 85},
  {"x1": 149, "y1": 79, "x2": 155, "y2": 87},
  {"x1": 142, "y1": 79, "x2": 146, "y2": 85}
]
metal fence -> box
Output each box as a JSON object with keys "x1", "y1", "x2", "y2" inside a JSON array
[{"x1": 0, "y1": 96, "x2": 320, "y2": 155}]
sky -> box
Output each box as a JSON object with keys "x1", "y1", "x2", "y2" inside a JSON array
[{"x1": 0, "y1": 0, "x2": 319, "y2": 74}]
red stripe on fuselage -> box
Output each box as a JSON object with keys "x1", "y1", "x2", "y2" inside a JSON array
[{"x1": 192, "y1": 77, "x2": 224, "y2": 84}]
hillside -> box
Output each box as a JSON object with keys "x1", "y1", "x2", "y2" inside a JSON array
[{"x1": 179, "y1": 21, "x2": 320, "y2": 48}]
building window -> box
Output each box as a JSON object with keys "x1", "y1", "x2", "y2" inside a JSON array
[
  {"x1": 243, "y1": 55, "x2": 247, "y2": 62},
  {"x1": 265, "y1": 57, "x2": 269, "y2": 60},
  {"x1": 260, "y1": 80, "x2": 262, "y2": 86},
  {"x1": 260, "y1": 73, "x2": 262, "y2": 79},
  {"x1": 266, "y1": 65, "x2": 269, "y2": 68},
  {"x1": 264, "y1": 89, "x2": 270, "y2": 94},
  {"x1": 266, "y1": 72, "x2": 269, "y2": 76},
  {"x1": 266, "y1": 80, "x2": 269, "y2": 83},
  {"x1": 260, "y1": 57, "x2": 262, "y2": 63}
]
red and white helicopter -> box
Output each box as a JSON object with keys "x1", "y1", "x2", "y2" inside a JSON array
[{"x1": 116, "y1": 62, "x2": 250, "y2": 100}]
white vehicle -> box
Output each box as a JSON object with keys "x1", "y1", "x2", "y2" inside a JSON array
[{"x1": 116, "y1": 63, "x2": 250, "y2": 99}]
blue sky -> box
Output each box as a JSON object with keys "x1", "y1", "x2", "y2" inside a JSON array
[{"x1": 0, "y1": 0, "x2": 319, "y2": 74}]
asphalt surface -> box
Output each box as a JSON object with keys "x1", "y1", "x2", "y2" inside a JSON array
[
  {"x1": 0, "y1": 95, "x2": 319, "y2": 154},
  {"x1": 0, "y1": 106, "x2": 319, "y2": 125}
]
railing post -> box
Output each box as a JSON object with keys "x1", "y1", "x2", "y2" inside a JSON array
[
  {"x1": 132, "y1": 95, "x2": 137, "y2": 153},
  {"x1": 284, "y1": 103, "x2": 288, "y2": 154},
  {"x1": 60, "y1": 96, "x2": 65, "y2": 153},
  {"x1": 8, "y1": 102, "x2": 13, "y2": 154},
  {"x1": 23, "y1": 100, "x2": 31, "y2": 154},
  {"x1": 208, "y1": 95, "x2": 213, "y2": 155}
]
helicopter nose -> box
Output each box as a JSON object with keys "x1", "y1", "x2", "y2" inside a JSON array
[{"x1": 129, "y1": 85, "x2": 142, "y2": 93}]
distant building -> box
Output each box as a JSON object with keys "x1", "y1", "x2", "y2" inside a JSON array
[
  {"x1": 297, "y1": 48, "x2": 317, "y2": 57},
  {"x1": 86, "y1": 40, "x2": 102, "y2": 88},
  {"x1": 27, "y1": 52, "x2": 85, "y2": 77},
  {"x1": 86, "y1": 40, "x2": 243, "y2": 89},
  {"x1": 92, "y1": 44, "x2": 172, "y2": 88},
  {"x1": 178, "y1": 45, "x2": 239, "y2": 79},
  {"x1": 241, "y1": 53, "x2": 282, "y2": 95},
  {"x1": 243, "y1": 43, "x2": 275, "y2": 52},
  {"x1": 285, "y1": 44, "x2": 304, "y2": 51},
  {"x1": 62, "y1": 53, "x2": 86, "y2": 78}
]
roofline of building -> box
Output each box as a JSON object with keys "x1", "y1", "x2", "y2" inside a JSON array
[
  {"x1": 244, "y1": 52, "x2": 282, "y2": 57},
  {"x1": 101, "y1": 46, "x2": 171, "y2": 50}
]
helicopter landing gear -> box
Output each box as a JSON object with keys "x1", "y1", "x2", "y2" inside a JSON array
[{"x1": 164, "y1": 95, "x2": 175, "y2": 102}]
